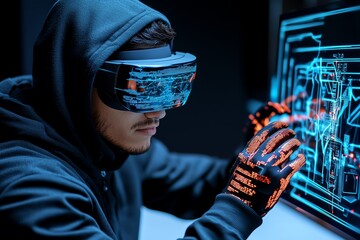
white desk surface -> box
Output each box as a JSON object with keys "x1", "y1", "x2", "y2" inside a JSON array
[{"x1": 139, "y1": 199, "x2": 346, "y2": 240}]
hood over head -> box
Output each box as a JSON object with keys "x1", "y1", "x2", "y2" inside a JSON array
[{"x1": 32, "y1": 0, "x2": 170, "y2": 170}]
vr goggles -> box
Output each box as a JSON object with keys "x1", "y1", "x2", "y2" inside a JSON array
[{"x1": 94, "y1": 44, "x2": 197, "y2": 113}]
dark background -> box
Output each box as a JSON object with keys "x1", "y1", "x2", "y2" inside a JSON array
[{"x1": 0, "y1": 0, "x2": 338, "y2": 158}]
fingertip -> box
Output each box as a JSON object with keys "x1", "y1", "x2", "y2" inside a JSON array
[
  {"x1": 291, "y1": 154, "x2": 306, "y2": 171},
  {"x1": 268, "y1": 120, "x2": 288, "y2": 129},
  {"x1": 298, "y1": 153, "x2": 306, "y2": 167},
  {"x1": 283, "y1": 104, "x2": 291, "y2": 113}
]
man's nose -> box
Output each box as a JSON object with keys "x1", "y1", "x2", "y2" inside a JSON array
[{"x1": 144, "y1": 110, "x2": 166, "y2": 120}]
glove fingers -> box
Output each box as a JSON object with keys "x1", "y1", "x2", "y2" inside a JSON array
[
  {"x1": 252, "y1": 101, "x2": 291, "y2": 121},
  {"x1": 246, "y1": 128, "x2": 296, "y2": 167},
  {"x1": 267, "y1": 102, "x2": 291, "y2": 115},
  {"x1": 280, "y1": 153, "x2": 306, "y2": 177},
  {"x1": 262, "y1": 128, "x2": 296, "y2": 153},
  {"x1": 260, "y1": 133, "x2": 299, "y2": 166},
  {"x1": 248, "y1": 103, "x2": 288, "y2": 131},
  {"x1": 245, "y1": 121, "x2": 289, "y2": 154}
]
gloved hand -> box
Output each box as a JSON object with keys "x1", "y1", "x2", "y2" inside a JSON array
[
  {"x1": 244, "y1": 100, "x2": 292, "y2": 143},
  {"x1": 224, "y1": 121, "x2": 306, "y2": 217}
]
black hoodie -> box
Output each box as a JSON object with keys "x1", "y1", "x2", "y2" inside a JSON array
[{"x1": 0, "y1": 0, "x2": 262, "y2": 239}]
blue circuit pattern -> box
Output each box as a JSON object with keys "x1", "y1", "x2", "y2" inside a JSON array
[{"x1": 271, "y1": 4, "x2": 360, "y2": 238}]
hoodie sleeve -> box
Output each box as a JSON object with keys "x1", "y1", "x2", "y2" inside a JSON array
[
  {"x1": 137, "y1": 138, "x2": 262, "y2": 239},
  {"x1": 181, "y1": 194, "x2": 262, "y2": 240}
]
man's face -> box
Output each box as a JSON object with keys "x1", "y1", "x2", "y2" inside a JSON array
[{"x1": 92, "y1": 88, "x2": 166, "y2": 154}]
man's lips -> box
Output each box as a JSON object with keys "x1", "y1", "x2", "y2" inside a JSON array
[{"x1": 136, "y1": 125, "x2": 159, "y2": 135}]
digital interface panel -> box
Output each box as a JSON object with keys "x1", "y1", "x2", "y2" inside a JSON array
[{"x1": 270, "y1": 2, "x2": 360, "y2": 239}]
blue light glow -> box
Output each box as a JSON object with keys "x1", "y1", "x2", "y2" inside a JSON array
[{"x1": 271, "y1": 4, "x2": 360, "y2": 238}]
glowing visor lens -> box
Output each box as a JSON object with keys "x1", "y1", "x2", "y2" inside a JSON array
[{"x1": 115, "y1": 63, "x2": 196, "y2": 112}]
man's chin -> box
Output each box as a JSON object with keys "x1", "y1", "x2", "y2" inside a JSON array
[
  {"x1": 122, "y1": 143, "x2": 151, "y2": 155},
  {"x1": 128, "y1": 149, "x2": 149, "y2": 155}
]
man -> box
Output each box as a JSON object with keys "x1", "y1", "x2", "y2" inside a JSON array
[{"x1": 0, "y1": 0, "x2": 305, "y2": 239}]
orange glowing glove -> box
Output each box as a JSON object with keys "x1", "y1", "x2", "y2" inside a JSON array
[
  {"x1": 244, "y1": 101, "x2": 291, "y2": 143},
  {"x1": 225, "y1": 121, "x2": 306, "y2": 217}
]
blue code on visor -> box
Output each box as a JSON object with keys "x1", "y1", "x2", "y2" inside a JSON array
[{"x1": 95, "y1": 45, "x2": 196, "y2": 113}]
